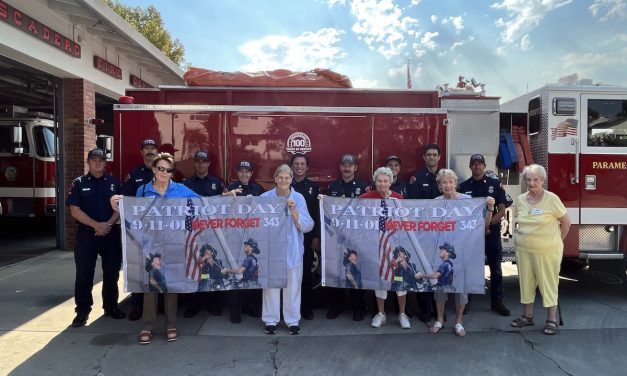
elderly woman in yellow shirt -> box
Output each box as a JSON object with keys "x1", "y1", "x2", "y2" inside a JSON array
[{"x1": 511, "y1": 164, "x2": 571, "y2": 335}]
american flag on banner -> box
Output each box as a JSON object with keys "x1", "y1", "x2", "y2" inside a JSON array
[
  {"x1": 378, "y1": 199, "x2": 397, "y2": 282},
  {"x1": 184, "y1": 198, "x2": 204, "y2": 280},
  {"x1": 551, "y1": 118, "x2": 578, "y2": 140}
]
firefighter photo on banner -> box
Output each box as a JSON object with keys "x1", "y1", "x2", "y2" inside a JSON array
[
  {"x1": 120, "y1": 196, "x2": 288, "y2": 293},
  {"x1": 320, "y1": 196, "x2": 486, "y2": 294}
]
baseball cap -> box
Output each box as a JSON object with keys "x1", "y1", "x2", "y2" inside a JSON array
[
  {"x1": 141, "y1": 139, "x2": 158, "y2": 149},
  {"x1": 385, "y1": 155, "x2": 402, "y2": 165},
  {"x1": 87, "y1": 148, "x2": 106, "y2": 160},
  {"x1": 340, "y1": 154, "x2": 356, "y2": 165},
  {"x1": 237, "y1": 160, "x2": 253, "y2": 171},
  {"x1": 194, "y1": 150, "x2": 209, "y2": 161},
  {"x1": 470, "y1": 154, "x2": 486, "y2": 164}
]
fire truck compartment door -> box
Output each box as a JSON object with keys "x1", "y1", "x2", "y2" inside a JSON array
[{"x1": 579, "y1": 93, "x2": 627, "y2": 225}]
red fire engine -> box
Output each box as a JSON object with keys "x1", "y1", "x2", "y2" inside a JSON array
[
  {"x1": 500, "y1": 81, "x2": 627, "y2": 264},
  {"x1": 0, "y1": 105, "x2": 56, "y2": 217}
]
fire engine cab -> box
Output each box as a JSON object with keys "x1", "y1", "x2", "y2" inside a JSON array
[
  {"x1": 500, "y1": 79, "x2": 627, "y2": 264},
  {"x1": 0, "y1": 105, "x2": 56, "y2": 217}
]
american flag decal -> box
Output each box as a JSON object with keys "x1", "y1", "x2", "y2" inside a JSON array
[
  {"x1": 551, "y1": 118, "x2": 578, "y2": 140},
  {"x1": 184, "y1": 198, "x2": 203, "y2": 280},
  {"x1": 378, "y1": 199, "x2": 397, "y2": 282}
]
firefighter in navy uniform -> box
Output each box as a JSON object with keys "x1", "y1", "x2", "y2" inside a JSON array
[
  {"x1": 326, "y1": 154, "x2": 368, "y2": 321},
  {"x1": 225, "y1": 160, "x2": 264, "y2": 197},
  {"x1": 407, "y1": 143, "x2": 442, "y2": 322},
  {"x1": 289, "y1": 153, "x2": 320, "y2": 320},
  {"x1": 122, "y1": 138, "x2": 158, "y2": 321},
  {"x1": 224, "y1": 160, "x2": 264, "y2": 323},
  {"x1": 67, "y1": 148, "x2": 125, "y2": 327},
  {"x1": 458, "y1": 154, "x2": 511, "y2": 316},
  {"x1": 182, "y1": 150, "x2": 226, "y2": 318}
]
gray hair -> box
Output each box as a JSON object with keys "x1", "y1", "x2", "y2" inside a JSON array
[
  {"x1": 436, "y1": 168, "x2": 458, "y2": 183},
  {"x1": 522, "y1": 164, "x2": 547, "y2": 181},
  {"x1": 373, "y1": 167, "x2": 393, "y2": 182},
  {"x1": 274, "y1": 164, "x2": 293, "y2": 179}
]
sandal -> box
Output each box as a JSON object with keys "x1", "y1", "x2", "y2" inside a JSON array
[
  {"x1": 454, "y1": 323, "x2": 466, "y2": 337},
  {"x1": 511, "y1": 315, "x2": 534, "y2": 328},
  {"x1": 166, "y1": 328, "x2": 178, "y2": 342},
  {"x1": 138, "y1": 330, "x2": 152, "y2": 345},
  {"x1": 543, "y1": 320, "x2": 558, "y2": 335},
  {"x1": 429, "y1": 321, "x2": 443, "y2": 334}
]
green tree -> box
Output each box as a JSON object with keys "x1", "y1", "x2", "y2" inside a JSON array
[{"x1": 104, "y1": 0, "x2": 186, "y2": 66}]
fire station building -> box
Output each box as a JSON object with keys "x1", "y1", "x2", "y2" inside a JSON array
[{"x1": 0, "y1": 0, "x2": 184, "y2": 248}]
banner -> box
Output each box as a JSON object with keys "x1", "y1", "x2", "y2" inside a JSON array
[
  {"x1": 120, "y1": 196, "x2": 288, "y2": 293},
  {"x1": 321, "y1": 196, "x2": 486, "y2": 294}
]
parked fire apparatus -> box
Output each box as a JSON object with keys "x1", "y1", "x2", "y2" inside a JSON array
[
  {"x1": 0, "y1": 105, "x2": 56, "y2": 217},
  {"x1": 500, "y1": 81, "x2": 627, "y2": 263}
]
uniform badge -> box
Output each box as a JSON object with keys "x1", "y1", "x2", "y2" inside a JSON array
[
  {"x1": 110, "y1": 184, "x2": 115, "y2": 192},
  {"x1": 212, "y1": 183, "x2": 216, "y2": 190},
  {"x1": 488, "y1": 186, "x2": 494, "y2": 194},
  {"x1": 308, "y1": 187, "x2": 313, "y2": 195},
  {"x1": 355, "y1": 188, "x2": 361, "y2": 195}
]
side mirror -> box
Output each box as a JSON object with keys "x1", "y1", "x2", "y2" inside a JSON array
[
  {"x1": 96, "y1": 135, "x2": 114, "y2": 160},
  {"x1": 12, "y1": 125, "x2": 23, "y2": 154}
]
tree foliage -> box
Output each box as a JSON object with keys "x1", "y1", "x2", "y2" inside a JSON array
[{"x1": 104, "y1": 0, "x2": 186, "y2": 66}]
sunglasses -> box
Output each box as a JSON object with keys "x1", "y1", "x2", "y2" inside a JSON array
[{"x1": 156, "y1": 166, "x2": 175, "y2": 173}]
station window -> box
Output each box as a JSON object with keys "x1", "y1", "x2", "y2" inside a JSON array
[{"x1": 587, "y1": 99, "x2": 627, "y2": 147}]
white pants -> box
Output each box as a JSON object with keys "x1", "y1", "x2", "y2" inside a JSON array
[
  {"x1": 262, "y1": 264, "x2": 303, "y2": 327},
  {"x1": 375, "y1": 289, "x2": 407, "y2": 299}
]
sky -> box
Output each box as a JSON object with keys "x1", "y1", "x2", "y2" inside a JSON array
[{"x1": 120, "y1": 0, "x2": 627, "y2": 102}]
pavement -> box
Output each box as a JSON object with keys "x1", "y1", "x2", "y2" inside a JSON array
[{"x1": 1, "y1": 250, "x2": 627, "y2": 376}]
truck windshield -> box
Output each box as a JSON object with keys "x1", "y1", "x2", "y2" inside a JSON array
[
  {"x1": 588, "y1": 99, "x2": 627, "y2": 147},
  {"x1": 33, "y1": 126, "x2": 55, "y2": 157}
]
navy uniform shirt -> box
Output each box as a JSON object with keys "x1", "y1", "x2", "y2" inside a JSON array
[
  {"x1": 183, "y1": 174, "x2": 225, "y2": 197},
  {"x1": 391, "y1": 180, "x2": 408, "y2": 199},
  {"x1": 458, "y1": 174, "x2": 506, "y2": 230},
  {"x1": 123, "y1": 164, "x2": 153, "y2": 196},
  {"x1": 408, "y1": 168, "x2": 440, "y2": 199},
  {"x1": 225, "y1": 181, "x2": 265, "y2": 196},
  {"x1": 67, "y1": 172, "x2": 121, "y2": 225},
  {"x1": 326, "y1": 177, "x2": 367, "y2": 198},
  {"x1": 291, "y1": 177, "x2": 321, "y2": 237}
]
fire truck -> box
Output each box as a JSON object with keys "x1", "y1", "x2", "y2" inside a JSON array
[
  {"x1": 0, "y1": 105, "x2": 56, "y2": 217},
  {"x1": 500, "y1": 80, "x2": 627, "y2": 266}
]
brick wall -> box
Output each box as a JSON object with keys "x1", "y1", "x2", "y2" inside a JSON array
[{"x1": 63, "y1": 78, "x2": 96, "y2": 249}]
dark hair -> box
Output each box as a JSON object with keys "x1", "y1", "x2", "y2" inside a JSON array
[
  {"x1": 343, "y1": 249, "x2": 358, "y2": 266},
  {"x1": 152, "y1": 152, "x2": 176, "y2": 169},
  {"x1": 423, "y1": 144, "x2": 440, "y2": 155},
  {"x1": 290, "y1": 153, "x2": 309, "y2": 167},
  {"x1": 145, "y1": 253, "x2": 162, "y2": 272}
]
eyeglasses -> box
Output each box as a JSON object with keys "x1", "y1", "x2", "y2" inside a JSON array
[{"x1": 156, "y1": 166, "x2": 175, "y2": 173}]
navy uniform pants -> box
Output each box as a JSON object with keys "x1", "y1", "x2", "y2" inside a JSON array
[
  {"x1": 74, "y1": 226, "x2": 122, "y2": 314},
  {"x1": 485, "y1": 228, "x2": 504, "y2": 302}
]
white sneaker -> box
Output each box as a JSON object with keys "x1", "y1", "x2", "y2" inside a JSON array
[
  {"x1": 399, "y1": 313, "x2": 411, "y2": 329},
  {"x1": 371, "y1": 312, "x2": 386, "y2": 328}
]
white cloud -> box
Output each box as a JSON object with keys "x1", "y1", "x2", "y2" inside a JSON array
[
  {"x1": 351, "y1": 77, "x2": 379, "y2": 87},
  {"x1": 239, "y1": 28, "x2": 346, "y2": 71},
  {"x1": 441, "y1": 15, "x2": 464, "y2": 34},
  {"x1": 520, "y1": 34, "x2": 532, "y2": 50},
  {"x1": 491, "y1": 0, "x2": 572, "y2": 48},
  {"x1": 413, "y1": 65, "x2": 423, "y2": 77},
  {"x1": 560, "y1": 52, "x2": 621, "y2": 74},
  {"x1": 430, "y1": 15, "x2": 438, "y2": 23},
  {"x1": 420, "y1": 31, "x2": 439, "y2": 50},
  {"x1": 411, "y1": 0, "x2": 421, "y2": 5},
  {"x1": 327, "y1": 0, "x2": 347, "y2": 7},
  {"x1": 347, "y1": 0, "x2": 419, "y2": 59},
  {"x1": 412, "y1": 42, "x2": 426, "y2": 58},
  {"x1": 451, "y1": 41, "x2": 464, "y2": 51},
  {"x1": 387, "y1": 65, "x2": 405, "y2": 78},
  {"x1": 589, "y1": 0, "x2": 627, "y2": 21}
]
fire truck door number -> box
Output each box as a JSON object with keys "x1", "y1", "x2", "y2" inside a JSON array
[{"x1": 585, "y1": 175, "x2": 596, "y2": 190}]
